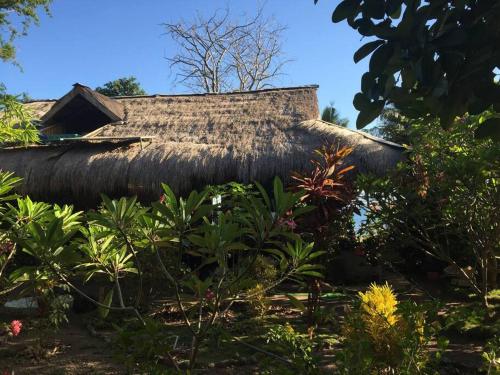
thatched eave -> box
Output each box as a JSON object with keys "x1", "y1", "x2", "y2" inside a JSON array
[
  {"x1": 0, "y1": 84, "x2": 404, "y2": 205},
  {"x1": 298, "y1": 119, "x2": 405, "y2": 175}
]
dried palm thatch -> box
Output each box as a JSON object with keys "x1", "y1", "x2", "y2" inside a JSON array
[{"x1": 0, "y1": 85, "x2": 404, "y2": 205}]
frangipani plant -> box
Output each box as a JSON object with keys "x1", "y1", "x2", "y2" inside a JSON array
[{"x1": 143, "y1": 177, "x2": 323, "y2": 370}]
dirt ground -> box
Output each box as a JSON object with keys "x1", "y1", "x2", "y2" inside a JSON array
[
  {"x1": 0, "y1": 315, "x2": 124, "y2": 374},
  {"x1": 0, "y1": 274, "x2": 494, "y2": 374}
]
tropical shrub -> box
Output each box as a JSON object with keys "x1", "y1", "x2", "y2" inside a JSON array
[
  {"x1": 338, "y1": 283, "x2": 444, "y2": 374},
  {"x1": 291, "y1": 143, "x2": 357, "y2": 325},
  {"x1": 265, "y1": 323, "x2": 317, "y2": 373},
  {"x1": 0, "y1": 170, "x2": 325, "y2": 371},
  {"x1": 246, "y1": 282, "x2": 271, "y2": 318},
  {"x1": 144, "y1": 178, "x2": 323, "y2": 369},
  {"x1": 0, "y1": 92, "x2": 39, "y2": 146},
  {"x1": 114, "y1": 318, "x2": 180, "y2": 372},
  {"x1": 481, "y1": 335, "x2": 500, "y2": 375},
  {"x1": 359, "y1": 116, "x2": 499, "y2": 307}
]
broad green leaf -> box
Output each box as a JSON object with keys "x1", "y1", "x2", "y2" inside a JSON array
[
  {"x1": 353, "y1": 92, "x2": 372, "y2": 111},
  {"x1": 386, "y1": 0, "x2": 403, "y2": 17},
  {"x1": 356, "y1": 100, "x2": 385, "y2": 129},
  {"x1": 298, "y1": 270, "x2": 324, "y2": 278},
  {"x1": 369, "y1": 44, "x2": 394, "y2": 74},
  {"x1": 286, "y1": 294, "x2": 306, "y2": 312},
  {"x1": 332, "y1": 0, "x2": 358, "y2": 23},
  {"x1": 98, "y1": 288, "x2": 114, "y2": 319}
]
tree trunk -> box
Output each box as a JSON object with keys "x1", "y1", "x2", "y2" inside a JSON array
[
  {"x1": 306, "y1": 278, "x2": 321, "y2": 328},
  {"x1": 487, "y1": 250, "x2": 498, "y2": 290},
  {"x1": 481, "y1": 250, "x2": 489, "y2": 309},
  {"x1": 189, "y1": 335, "x2": 200, "y2": 371}
]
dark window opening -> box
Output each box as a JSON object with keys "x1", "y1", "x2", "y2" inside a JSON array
[{"x1": 41, "y1": 94, "x2": 113, "y2": 137}]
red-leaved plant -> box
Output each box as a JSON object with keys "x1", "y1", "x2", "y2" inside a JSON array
[
  {"x1": 291, "y1": 143, "x2": 355, "y2": 230},
  {"x1": 290, "y1": 143, "x2": 356, "y2": 327}
]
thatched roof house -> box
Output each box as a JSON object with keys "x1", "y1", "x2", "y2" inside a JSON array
[{"x1": 0, "y1": 83, "x2": 403, "y2": 205}]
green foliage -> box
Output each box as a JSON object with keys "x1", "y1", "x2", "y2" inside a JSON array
[
  {"x1": 444, "y1": 303, "x2": 499, "y2": 338},
  {"x1": 206, "y1": 181, "x2": 258, "y2": 212},
  {"x1": 44, "y1": 291, "x2": 72, "y2": 328},
  {"x1": 114, "y1": 319, "x2": 178, "y2": 372},
  {"x1": 0, "y1": 176, "x2": 81, "y2": 327},
  {"x1": 0, "y1": 171, "x2": 21, "y2": 207},
  {"x1": 445, "y1": 304, "x2": 486, "y2": 333},
  {"x1": 246, "y1": 283, "x2": 270, "y2": 317},
  {"x1": 207, "y1": 181, "x2": 255, "y2": 198},
  {"x1": 146, "y1": 177, "x2": 323, "y2": 369},
  {"x1": 0, "y1": 172, "x2": 324, "y2": 370},
  {"x1": 95, "y1": 76, "x2": 146, "y2": 97},
  {"x1": 266, "y1": 323, "x2": 317, "y2": 373},
  {"x1": 367, "y1": 108, "x2": 412, "y2": 145},
  {"x1": 0, "y1": 0, "x2": 52, "y2": 64},
  {"x1": 319, "y1": 0, "x2": 500, "y2": 135},
  {"x1": 482, "y1": 336, "x2": 500, "y2": 375},
  {"x1": 0, "y1": 92, "x2": 39, "y2": 146},
  {"x1": 0, "y1": 172, "x2": 24, "y2": 292},
  {"x1": 77, "y1": 229, "x2": 138, "y2": 282},
  {"x1": 0, "y1": 154, "x2": 344, "y2": 372},
  {"x1": 279, "y1": 240, "x2": 325, "y2": 280},
  {"x1": 321, "y1": 101, "x2": 349, "y2": 127},
  {"x1": 359, "y1": 115, "x2": 499, "y2": 306}
]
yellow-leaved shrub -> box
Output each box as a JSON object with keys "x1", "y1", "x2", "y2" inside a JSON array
[{"x1": 338, "y1": 283, "x2": 443, "y2": 374}]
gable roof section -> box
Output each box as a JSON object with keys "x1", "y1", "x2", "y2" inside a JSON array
[
  {"x1": 27, "y1": 85, "x2": 320, "y2": 146},
  {"x1": 3, "y1": 84, "x2": 405, "y2": 203},
  {"x1": 40, "y1": 83, "x2": 125, "y2": 126},
  {"x1": 22, "y1": 85, "x2": 402, "y2": 156}
]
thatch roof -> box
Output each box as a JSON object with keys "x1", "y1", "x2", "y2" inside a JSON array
[
  {"x1": 0, "y1": 84, "x2": 404, "y2": 205},
  {"x1": 41, "y1": 83, "x2": 125, "y2": 125}
]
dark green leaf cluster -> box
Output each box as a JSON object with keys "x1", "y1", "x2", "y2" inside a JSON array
[
  {"x1": 0, "y1": 91, "x2": 40, "y2": 146},
  {"x1": 321, "y1": 102, "x2": 349, "y2": 127},
  {"x1": 95, "y1": 76, "x2": 147, "y2": 97},
  {"x1": 0, "y1": 172, "x2": 325, "y2": 369},
  {"x1": 322, "y1": 0, "x2": 500, "y2": 137},
  {"x1": 265, "y1": 323, "x2": 318, "y2": 373},
  {"x1": 358, "y1": 115, "x2": 499, "y2": 306}
]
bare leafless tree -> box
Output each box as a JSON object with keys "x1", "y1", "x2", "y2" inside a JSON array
[
  {"x1": 230, "y1": 14, "x2": 288, "y2": 91},
  {"x1": 163, "y1": 7, "x2": 289, "y2": 93}
]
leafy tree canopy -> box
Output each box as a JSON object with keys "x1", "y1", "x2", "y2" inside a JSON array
[
  {"x1": 359, "y1": 115, "x2": 499, "y2": 306},
  {"x1": 321, "y1": 102, "x2": 349, "y2": 127},
  {"x1": 368, "y1": 108, "x2": 412, "y2": 144},
  {"x1": 95, "y1": 76, "x2": 147, "y2": 97},
  {"x1": 0, "y1": 88, "x2": 39, "y2": 145},
  {"x1": 0, "y1": 0, "x2": 51, "y2": 63},
  {"x1": 319, "y1": 0, "x2": 500, "y2": 139}
]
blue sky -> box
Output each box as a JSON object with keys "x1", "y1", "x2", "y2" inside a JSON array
[{"x1": 0, "y1": 0, "x2": 370, "y2": 128}]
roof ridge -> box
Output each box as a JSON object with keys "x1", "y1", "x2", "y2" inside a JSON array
[
  {"x1": 311, "y1": 119, "x2": 405, "y2": 149},
  {"x1": 24, "y1": 85, "x2": 320, "y2": 102}
]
